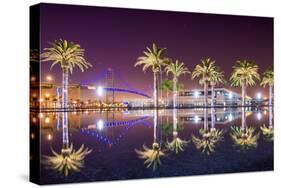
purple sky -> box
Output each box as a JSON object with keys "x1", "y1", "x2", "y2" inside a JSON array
[{"x1": 40, "y1": 3, "x2": 273, "y2": 99}]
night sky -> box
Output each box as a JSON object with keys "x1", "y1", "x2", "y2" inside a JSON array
[{"x1": 40, "y1": 3, "x2": 273, "y2": 99}]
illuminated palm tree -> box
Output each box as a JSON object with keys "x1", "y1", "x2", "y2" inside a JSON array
[
  {"x1": 230, "y1": 60, "x2": 260, "y2": 106},
  {"x1": 41, "y1": 39, "x2": 92, "y2": 110},
  {"x1": 135, "y1": 109, "x2": 166, "y2": 170},
  {"x1": 192, "y1": 58, "x2": 216, "y2": 106},
  {"x1": 41, "y1": 40, "x2": 92, "y2": 160},
  {"x1": 209, "y1": 66, "x2": 225, "y2": 107},
  {"x1": 135, "y1": 43, "x2": 168, "y2": 108},
  {"x1": 230, "y1": 126, "x2": 260, "y2": 151},
  {"x1": 43, "y1": 144, "x2": 92, "y2": 176},
  {"x1": 260, "y1": 67, "x2": 274, "y2": 106},
  {"x1": 166, "y1": 108, "x2": 189, "y2": 154},
  {"x1": 165, "y1": 60, "x2": 190, "y2": 108}
]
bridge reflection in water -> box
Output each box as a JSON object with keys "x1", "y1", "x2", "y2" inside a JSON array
[{"x1": 34, "y1": 107, "x2": 273, "y2": 184}]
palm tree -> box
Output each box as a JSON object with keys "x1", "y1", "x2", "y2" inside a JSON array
[
  {"x1": 230, "y1": 60, "x2": 260, "y2": 106},
  {"x1": 135, "y1": 43, "x2": 168, "y2": 108},
  {"x1": 41, "y1": 39, "x2": 92, "y2": 162},
  {"x1": 209, "y1": 67, "x2": 225, "y2": 107},
  {"x1": 41, "y1": 39, "x2": 92, "y2": 110},
  {"x1": 160, "y1": 79, "x2": 173, "y2": 106},
  {"x1": 192, "y1": 58, "x2": 216, "y2": 107},
  {"x1": 43, "y1": 144, "x2": 92, "y2": 176},
  {"x1": 165, "y1": 60, "x2": 190, "y2": 108},
  {"x1": 260, "y1": 67, "x2": 274, "y2": 106}
]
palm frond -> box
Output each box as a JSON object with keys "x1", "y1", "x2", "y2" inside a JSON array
[
  {"x1": 135, "y1": 143, "x2": 166, "y2": 171},
  {"x1": 42, "y1": 144, "x2": 92, "y2": 176},
  {"x1": 41, "y1": 39, "x2": 92, "y2": 74}
]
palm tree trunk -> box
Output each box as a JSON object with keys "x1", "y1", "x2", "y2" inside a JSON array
[
  {"x1": 241, "y1": 83, "x2": 246, "y2": 106},
  {"x1": 153, "y1": 108, "x2": 157, "y2": 143},
  {"x1": 241, "y1": 106, "x2": 246, "y2": 130},
  {"x1": 211, "y1": 83, "x2": 215, "y2": 107},
  {"x1": 62, "y1": 67, "x2": 69, "y2": 149},
  {"x1": 160, "y1": 69, "x2": 163, "y2": 102},
  {"x1": 269, "y1": 105, "x2": 273, "y2": 128},
  {"x1": 204, "y1": 108, "x2": 208, "y2": 131},
  {"x1": 153, "y1": 72, "x2": 158, "y2": 108},
  {"x1": 211, "y1": 107, "x2": 215, "y2": 131},
  {"x1": 173, "y1": 78, "x2": 177, "y2": 108},
  {"x1": 269, "y1": 85, "x2": 273, "y2": 128},
  {"x1": 173, "y1": 108, "x2": 178, "y2": 137},
  {"x1": 204, "y1": 82, "x2": 208, "y2": 107},
  {"x1": 269, "y1": 85, "x2": 273, "y2": 106},
  {"x1": 153, "y1": 72, "x2": 159, "y2": 143}
]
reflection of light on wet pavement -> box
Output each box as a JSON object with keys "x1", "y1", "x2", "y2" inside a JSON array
[
  {"x1": 194, "y1": 115, "x2": 200, "y2": 123},
  {"x1": 45, "y1": 117, "x2": 50, "y2": 124},
  {"x1": 228, "y1": 114, "x2": 233, "y2": 121},
  {"x1": 256, "y1": 112, "x2": 262, "y2": 120},
  {"x1": 32, "y1": 117, "x2": 37, "y2": 123},
  {"x1": 47, "y1": 133, "x2": 52, "y2": 141}
]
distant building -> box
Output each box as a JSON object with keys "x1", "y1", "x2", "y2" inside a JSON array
[{"x1": 173, "y1": 87, "x2": 252, "y2": 107}]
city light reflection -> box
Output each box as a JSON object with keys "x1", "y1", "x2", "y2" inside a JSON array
[
  {"x1": 97, "y1": 120, "x2": 104, "y2": 130},
  {"x1": 256, "y1": 112, "x2": 262, "y2": 120}
]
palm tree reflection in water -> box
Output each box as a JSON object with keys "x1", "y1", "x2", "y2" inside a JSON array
[
  {"x1": 260, "y1": 106, "x2": 274, "y2": 142},
  {"x1": 230, "y1": 108, "x2": 260, "y2": 151},
  {"x1": 43, "y1": 112, "x2": 92, "y2": 176},
  {"x1": 192, "y1": 108, "x2": 224, "y2": 155},
  {"x1": 135, "y1": 109, "x2": 166, "y2": 171},
  {"x1": 166, "y1": 108, "x2": 189, "y2": 154}
]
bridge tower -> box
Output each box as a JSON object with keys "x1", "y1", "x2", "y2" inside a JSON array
[{"x1": 105, "y1": 68, "x2": 115, "y2": 104}]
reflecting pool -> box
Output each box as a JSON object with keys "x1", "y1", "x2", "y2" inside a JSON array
[{"x1": 33, "y1": 107, "x2": 273, "y2": 184}]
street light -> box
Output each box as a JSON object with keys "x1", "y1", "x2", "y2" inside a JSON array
[
  {"x1": 194, "y1": 91, "x2": 200, "y2": 98},
  {"x1": 228, "y1": 92, "x2": 233, "y2": 99},
  {"x1": 257, "y1": 92, "x2": 262, "y2": 100},
  {"x1": 46, "y1": 75, "x2": 53, "y2": 82},
  {"x1": 97, "y1": 86, "x2": 104, "y2": 96}
]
